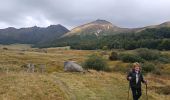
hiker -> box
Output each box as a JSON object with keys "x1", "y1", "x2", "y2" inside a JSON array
[{"x1": 127, "y1": 62, "x2": 147, "y2": 100}]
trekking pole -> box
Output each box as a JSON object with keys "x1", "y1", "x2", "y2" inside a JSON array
[
  {"x1": 146, "y1": 83, "x2": 148, "y2": 100},
  {"x1": 127, "y1": 84, "x2": 130, "y2": 100}
]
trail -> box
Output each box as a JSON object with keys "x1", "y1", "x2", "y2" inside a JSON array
[
  {"x1": 53, "y1": 77, "x2": 76, "y2": 100},
  {"x1": 51, "y1": 72, "x2": 98, "y2": 100}
]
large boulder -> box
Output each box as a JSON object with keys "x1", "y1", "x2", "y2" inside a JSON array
[{"x1": 64, "y1": 61, "x2": 83, "y2": 72}]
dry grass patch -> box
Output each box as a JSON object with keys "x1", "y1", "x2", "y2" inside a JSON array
[
  {"x1": 0, "y1": 72, "x2": 67, "y2": 100},
  {"x1": 0, "y1": 45, "x2": 170, "y2": 100}
]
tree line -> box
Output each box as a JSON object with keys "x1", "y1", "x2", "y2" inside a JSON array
[{"x1": 35, "y1": 27, "x2": 170, "y2": 50}]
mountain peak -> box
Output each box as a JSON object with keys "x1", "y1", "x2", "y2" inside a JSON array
[
  {"x1": 47, "y1": 25, "x2": 59, "y2": 29},
  {"x1": 47, "y1": 24, "x2": 69, "y2": 33},
  {"x1": 91, "y1": 19, "x2": 112, "y2": 24},
  {"x1": 62, "y1": 19, "x2": 122, "y2": 37},
  {"x1": 47, "y1": 24, "x2": 67, "y2": 29}
]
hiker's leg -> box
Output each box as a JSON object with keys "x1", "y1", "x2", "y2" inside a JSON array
[
  {"x1": 137, "y1": 87, "x2": 142, "y2": 99},
  {"x1": 131, "y1": 87, "x2": 138, "y2": 100}
]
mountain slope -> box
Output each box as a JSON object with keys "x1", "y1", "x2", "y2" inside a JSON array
[
  {"x1": 63, "y1": 20, "x2": 170, "y2": 38},
  {"x1": 63, "y1": 19, "x2": 132, "y2": 37},
  {"x1": 44, "y1": 21, "x2": 170, "y2": 50},
  {"x1": 0, "y1": 24, "x2": 69, "y2": 44},
  {"x1": 136, "y1": 21, "x2": 170, "y2": 32}
]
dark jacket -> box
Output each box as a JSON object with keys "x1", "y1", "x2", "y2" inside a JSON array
[{"x1": 127, "y1": 70, "x2": 145, "y2": 88}]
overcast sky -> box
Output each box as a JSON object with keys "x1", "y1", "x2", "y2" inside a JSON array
[{"x1": 0, "y1": 0, "x2": 170, "y2": 29}]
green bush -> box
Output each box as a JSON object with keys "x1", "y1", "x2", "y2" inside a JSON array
[
  {"x1": 135, "y1": 48, "x2": 160, "y2": 60},
  {"x1": 158, "y1": 39, "x2": 170, "y2": 50},
  {"x1": 109, "y1": 51, "x2": 118, "y2": 61},
  {"x1": 119, "y1": 53, "x2": 144, "y2": 63},
  {"x1": 142, "y1": 62, "x2": 156, "y2": 73},
  {"x1": 83, "y1": 54, "x2": 108, "y2": 71}
]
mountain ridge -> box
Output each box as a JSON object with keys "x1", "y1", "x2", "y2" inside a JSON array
[
  {"x1": 0, "y1": 19, "x2": 170, "y2": 49},
  {"x1": 0, "y1": 24, "x2": 69, "y2": 44}
]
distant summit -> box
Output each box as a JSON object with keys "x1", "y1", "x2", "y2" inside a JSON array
[
  {"x1": 91, "y1": 19, "x2": 112, "y2": 24},
  {"x1": 47, "y1": 24, "x2": 66, "y2": 29},
  {"x1": 63, "y1": 19, "x2": 123, "y2": 37}
]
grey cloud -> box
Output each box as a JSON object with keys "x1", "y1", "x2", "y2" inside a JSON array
[{"x1": 0, "y1": 0, "x2": 170, "y2": 29}]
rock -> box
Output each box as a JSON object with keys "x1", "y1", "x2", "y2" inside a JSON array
[
  {"x1": 3, "y1": 47, "x2": 8, "y2": 50},
  {"x1": 26, "y1": 63, "x2": 35, "y2": 73},
  {"x1": 64, "y1": 61, "x2": 83, "y2": 72}
]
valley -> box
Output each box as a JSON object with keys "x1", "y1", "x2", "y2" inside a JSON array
[{"x1": 0, "y1": 44, "x2": 169, "y2": 100}]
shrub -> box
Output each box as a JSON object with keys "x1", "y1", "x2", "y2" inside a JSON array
[
  {"x1": 102, "y1": 46, "x2": 108, "y2": 50},
  {"x1": 158, "y1": 39, "x2": 170, "y2": 50},
  {"x1": 157, "y1": 54, "x2": 170, "y2": 64},
  {"x1": 109, "y1": 51, "x2": 118, "y2": 61},
  {"x1": 157, "y1": 57, "x2": 170, "y2": 64},
  {"x1": 153, "y1": 68, "x2": 162, "y2": 75},
  {"x1": 156, "y1": 86, "x2": 170, "y2": 95},
  {"x1": 141, "y1": 62, "x2": 156, "y2": 73},
  {"x1": 135, "y1": 48, "x2": 160, "y2": 60},
  {"x1": 112, "y1": 63, "x2": 132, "y2": 73},
  {"x1": 3, "y1": 47, "x2": 8, "y2": 50},
  {"x1": 119, "y1": 53, "x2": 144, "y2": 63},
  {"x1": 83, "y1": 54, "x2": 108, "y2": 71}
]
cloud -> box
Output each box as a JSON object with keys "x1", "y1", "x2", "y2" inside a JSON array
[{"x1": 0, "y1": 0, "x2": 170, "y2": 29}]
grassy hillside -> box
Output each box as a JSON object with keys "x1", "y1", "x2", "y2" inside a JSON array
[{"x1": 0, "y1": 44, "x2": 170, "y2": 100}]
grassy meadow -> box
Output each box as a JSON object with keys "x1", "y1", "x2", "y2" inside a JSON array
[{"x1": 0, "y1": 44, "x2": 170, "y2": 100}]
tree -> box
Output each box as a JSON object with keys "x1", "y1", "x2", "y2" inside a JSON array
[{"x1": 158, "y1": 39, "x2": 170, "y2": 50}]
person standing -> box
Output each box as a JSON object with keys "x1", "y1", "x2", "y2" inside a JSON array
[{"x1": 127, "y1": 62, "x2": 147, "y2": 100}]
